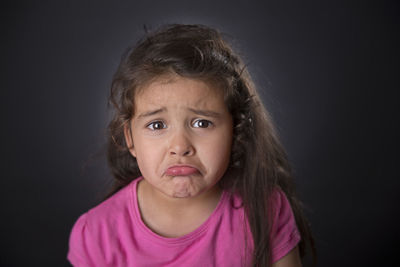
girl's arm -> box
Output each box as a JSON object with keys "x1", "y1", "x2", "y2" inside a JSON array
[{"x1": 271, "y1": 246, "x2": 302, "y2": 267}]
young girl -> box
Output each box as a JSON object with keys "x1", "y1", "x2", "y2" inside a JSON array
[{"x1": 68, "y1": 24, "x2": 315, "y2": 267}]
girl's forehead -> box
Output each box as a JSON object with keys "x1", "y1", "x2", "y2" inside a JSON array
[
  {"x1": 136, "y1": 76, "x2": 224, "y2": 104},
  {"x1": 132, "y1": 76, "x2": 229, "y2": 116}
]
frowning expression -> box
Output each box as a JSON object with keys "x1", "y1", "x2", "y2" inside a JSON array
[{"x1": 125, "y1": 76, "x2": 233, "y2": 199}]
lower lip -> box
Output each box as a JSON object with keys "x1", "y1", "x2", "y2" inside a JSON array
[{"x1": 165, "y1": 166, "x2": 199, "y2": 176}]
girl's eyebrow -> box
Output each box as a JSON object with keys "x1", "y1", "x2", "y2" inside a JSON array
[
  {"x1": 187, "y1": 108, "x2": 221, "y2": 118},
  {"x1": 137, "y1": 108, "x2": 166, "y2": 119},
  {"x1": 137, "y1": 107, "x2": 221, "y2": 119}
]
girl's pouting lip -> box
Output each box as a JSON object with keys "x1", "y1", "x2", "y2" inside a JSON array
[{"x1": 165, "y1": 165, "x2": 200, "y2": 176}]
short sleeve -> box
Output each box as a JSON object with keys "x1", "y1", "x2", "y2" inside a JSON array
[
  {"x1": 269, "y1": 190, "x2": 301, "y2": 263},
  {"x1": 67, "y1": 213, "x2": 96, "y2": 267}
]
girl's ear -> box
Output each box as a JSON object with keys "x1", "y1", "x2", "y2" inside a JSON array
[{"x1": 124, "y1": 123, "x2": 136, "y2": 158}]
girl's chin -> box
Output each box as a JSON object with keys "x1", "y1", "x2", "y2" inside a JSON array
[{"x1": 169, "y1": 180, "x2": 198, "y2": 198}]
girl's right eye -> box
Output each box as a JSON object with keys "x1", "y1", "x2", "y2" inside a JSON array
[{"x1": 146, "y1": 121, "x2": 166, "y2": 131}]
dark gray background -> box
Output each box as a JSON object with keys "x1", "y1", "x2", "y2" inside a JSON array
[{"x1": 2, "y1": 0, "x2": 399, "y2": 266}]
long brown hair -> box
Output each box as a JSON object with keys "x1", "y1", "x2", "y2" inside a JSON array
[{"x1": 106, "y1": 24, "x2": 315, "y2": 266}]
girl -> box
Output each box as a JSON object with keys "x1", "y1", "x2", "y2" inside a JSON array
[{"x1": 68, "y1": 24, "x2": 315, "y2": 267}]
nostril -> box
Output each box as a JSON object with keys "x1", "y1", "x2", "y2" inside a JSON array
[{"x1": 169, "y1": 147, "x2": 194, "y2": 157}]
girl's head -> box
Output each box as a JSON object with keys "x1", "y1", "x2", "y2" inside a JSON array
[
  {"x1": 107, "y1": 24, "x2": 315, "y2": 266},
  {"x1": 108, "y1": 24, "x2": 275, "y2": 190}
]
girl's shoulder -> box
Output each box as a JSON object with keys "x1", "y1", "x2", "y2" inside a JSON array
[
  {"x1": 88, "y1": 179, "x2": 137, "y2": 221},
  {"x1": 228, "y1": 187, "x2": 301, "y2": 263},
  {"x1": 227, "y1": 187, "x2": 292, "y2": 212},
  {"x1": 74, "y1": 178, "x2": 139, "y2": 224},
  {"x1": 67, "y1": 178, "x2": 139, "y2": 265}
]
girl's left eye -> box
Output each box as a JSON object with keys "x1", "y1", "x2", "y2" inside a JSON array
[{"x1": 192, "y1": 119, "x2": 213, "y2": 128}]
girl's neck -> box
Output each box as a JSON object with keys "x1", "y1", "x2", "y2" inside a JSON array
[{"x1": 137, "y1": 179, "x2": 222, "y2": 237}]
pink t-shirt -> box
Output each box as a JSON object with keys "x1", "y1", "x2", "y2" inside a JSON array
[{"x1": 68, "y1": 178, "x2": 300, "y2": 266}]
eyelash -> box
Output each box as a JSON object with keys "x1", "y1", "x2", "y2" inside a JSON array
[{"x1": 146, "y1": 119, "x2": 213, "y2": 131}]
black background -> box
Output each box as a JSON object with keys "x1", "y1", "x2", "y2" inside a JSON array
[{"x1": 1, "y1": 0, "x2": 399, "y2": 266}]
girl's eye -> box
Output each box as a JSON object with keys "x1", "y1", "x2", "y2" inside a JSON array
[
  {"x1": 193, "y1": 119, "x2": 213, "y2": 128},
  {"x1": 147, "y1": 121, "x2": 166, "y2": 130}
]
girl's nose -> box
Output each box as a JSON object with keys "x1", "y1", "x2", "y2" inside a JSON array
[{"x1": 168, "y1": 130, "x2": 195, "y2": 157}]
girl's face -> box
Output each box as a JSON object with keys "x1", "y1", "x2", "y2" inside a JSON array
[{"x1": 125, "y1": 76, "x2": 233, "y2": 199}]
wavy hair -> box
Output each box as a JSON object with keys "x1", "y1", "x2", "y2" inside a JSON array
[{"x1": 106, "y1": 24, "x2": 315, "y2": 266}]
